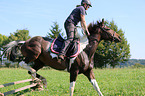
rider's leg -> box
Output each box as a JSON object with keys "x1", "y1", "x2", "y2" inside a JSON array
[
  {"x1": 58, "y1": 40, "x2": 72, "y2": 59},
  {"x1": 58, "y1": 22, "x2": 75, "y2": 60}
]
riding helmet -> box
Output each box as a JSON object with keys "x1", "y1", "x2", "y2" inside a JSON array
[{"x1": 81, "y1": 0, "x2": 92, "y2": 7}]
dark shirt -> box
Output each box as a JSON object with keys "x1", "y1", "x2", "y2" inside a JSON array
[{"x1": 66, "y1": 6, "x2": 86, "y2": 26}]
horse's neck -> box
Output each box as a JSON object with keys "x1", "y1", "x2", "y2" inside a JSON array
[
  {"x1": 79, "y1": 34, "x2": 100, "y2": 60},
  {"x1": 84, "y1": 38, "x2": 100, "y2": 60}
]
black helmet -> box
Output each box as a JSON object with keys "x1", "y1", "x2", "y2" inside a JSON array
[{"x1": 81, "y1": 0, "x2": 92, "y2": 7}]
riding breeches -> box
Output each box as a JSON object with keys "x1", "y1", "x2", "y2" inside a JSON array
[{"x1": 59, "y1": 21, "x2": 78, "y2": 55}]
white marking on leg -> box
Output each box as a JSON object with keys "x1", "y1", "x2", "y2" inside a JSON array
[
  {"x1": 91, "y1": 79, "x2": 103, "y2": 96},
  {"x1": 19, "y1": 61, "x2": 36, "y2": 79},
  {"x1": 70, "y1": 81, "x2": 76, "y2": 96}
]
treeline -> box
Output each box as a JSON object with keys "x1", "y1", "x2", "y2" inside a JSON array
[
  {"x1": 0, "y1": 20, "x2": 130, "y2": 68},
  {"x1": 0, "y1": 29, "x2": 31, "y2": 47},
  {"x1": 121, "y1": 59, "x2": 145, "y2": 67}
]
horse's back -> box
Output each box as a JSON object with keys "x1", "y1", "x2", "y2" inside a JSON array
[{"x1": 21, "y1": 36, "x2": 51, "y2": 63}]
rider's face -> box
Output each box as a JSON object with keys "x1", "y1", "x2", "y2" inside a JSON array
[{"x1": 84, "y1": 4, "x2": 90, "y2": 10}]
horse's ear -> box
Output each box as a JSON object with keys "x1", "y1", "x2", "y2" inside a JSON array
[
  {"x1": 97, "y1": 21, "x2": 99, "y2": 24},
  {"x1": 102, "y1": 18, "x2": 104, "y2": 25}
]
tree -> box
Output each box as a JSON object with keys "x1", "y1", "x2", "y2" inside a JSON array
[
  {"x1": 94, "y1": 20, "x2": 130, "y2": 68},
  {"x1": 0, "y1": 34, "x2": 8, "y2": 47},
  {"x1": 0, "y1": 34, "x2": 8, "y2": 65},
  {"x1": 8, "y1": 29, "x2": 31, "y2": 41},
  {"x1": 47, "y1": 22, "x2": 63, "y2": 39},
  {"x1": 0, "y1": 29, "x2": 31, "y2": 47},
  {"x1": 0, "y1": 29, "x2": 31, "y2": 67}
]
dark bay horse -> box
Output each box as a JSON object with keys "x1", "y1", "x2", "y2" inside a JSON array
[{"x1": 3, "y1": 19, "x2": 121, "y2": 96}]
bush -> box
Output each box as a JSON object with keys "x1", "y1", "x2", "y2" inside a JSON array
[
  {"x1": 131, "y1": 63, "x2": 145, "y2": 68},
  {"x1": 5, "y1": 62, "x2": 11, "y2": 68}
]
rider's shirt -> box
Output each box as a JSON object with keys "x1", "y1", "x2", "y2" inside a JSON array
[{"x1": 66, "y1": 6, "x2": 86, "y2": 26}]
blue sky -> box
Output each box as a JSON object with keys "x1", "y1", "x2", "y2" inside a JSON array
[{"x1": 0, "y1": 0, "x2": 145, "y2": 59}]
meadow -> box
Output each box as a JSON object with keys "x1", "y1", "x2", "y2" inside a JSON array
[{"x1": 0, "y1": 68, "x2": 145, "y2": 96}]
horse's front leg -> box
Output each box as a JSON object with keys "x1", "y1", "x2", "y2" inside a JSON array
[
  {"x1": 19, "y1": 61, "x2": 36, "y2": 79},
  {"x1": 70, "y1": 65, "x2": 79, "y2": 96},
  {"x1": 84, "y1": 69, "x2": 103, "y2": 96}
]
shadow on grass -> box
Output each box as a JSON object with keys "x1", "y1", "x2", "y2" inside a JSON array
[{"x1": 13, "y1": 89, "x2": 32, "y2": 96}]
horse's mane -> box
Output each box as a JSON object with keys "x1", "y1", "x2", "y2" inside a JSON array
[{"x1": 88, "y1": 21, "x2": 99, "y2": 34}]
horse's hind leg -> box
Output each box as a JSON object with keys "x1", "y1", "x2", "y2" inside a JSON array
[
  {"x1": 19, "y1": 52, "x2": 40, "y2": 79},
  {"x1": 20, "y1": 40, "x2": 42, "y2": 79},
  {"x1": 28, "y1": 59, "x2": 47, "y2": 88},
  {"x1": 83, "y1": 69, "x2": 103, "y2": 96},
  {"x1": 19, "y1": 61, "x2": 36, "y2": 79},
  {"x1": 35, "y1": 73, "x2": 47, "y2": 88}
]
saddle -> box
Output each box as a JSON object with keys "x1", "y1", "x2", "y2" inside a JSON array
[{"x1": 50, "y1": 34, "x2": 80, "y2": 58}]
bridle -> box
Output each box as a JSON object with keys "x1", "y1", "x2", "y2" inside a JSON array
[
  {"x1": 112, "y1": 31, "x2": 116, "y2": 42},
  {"x1": 96, "y1": 25, "x2": 116, "y2": 42}
]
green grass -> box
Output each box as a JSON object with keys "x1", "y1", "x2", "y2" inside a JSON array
[{"x1": 0, "y1": 68, "x2": 145, "y2": 96}]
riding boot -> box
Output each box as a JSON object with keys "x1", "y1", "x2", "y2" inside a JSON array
[{"x1": 58, "y1": 40, "x2": 71, "y2": 60}]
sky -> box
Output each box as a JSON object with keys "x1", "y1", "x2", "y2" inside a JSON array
[{"x1": 0, "y1": 0, "x2": 145, "y2": 59}]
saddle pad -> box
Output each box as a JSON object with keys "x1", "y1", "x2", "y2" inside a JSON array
[{"x1": 50, "y1": 39, "x2": 80, "y2": 58}]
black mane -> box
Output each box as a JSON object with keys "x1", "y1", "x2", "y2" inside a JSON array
[{"x1": 88, "y1": 21, "x2": 99, "y2": 35}]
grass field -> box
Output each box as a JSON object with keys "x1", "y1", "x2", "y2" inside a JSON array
[{"x1": 0, "y1": 68, "x2": 145, "y2": 96}]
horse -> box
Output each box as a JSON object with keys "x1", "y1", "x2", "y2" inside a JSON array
[{"x1": 3, "y1": 19, "x2": 121, "y2": 96}]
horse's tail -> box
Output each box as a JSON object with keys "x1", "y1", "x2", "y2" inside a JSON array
[{"x1": 2, "y1": 40, "x2": 25, "y2": 62}]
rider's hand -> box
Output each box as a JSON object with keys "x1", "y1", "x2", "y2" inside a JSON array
[{"x1": 85, "y1": 30, "x2": 90, "y2": 36}]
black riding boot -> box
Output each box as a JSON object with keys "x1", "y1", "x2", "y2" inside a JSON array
[{"x1": 58, "y1": 40, "x2": 71, "y2": 60}]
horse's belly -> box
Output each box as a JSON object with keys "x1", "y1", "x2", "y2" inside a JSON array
[{"x1": 39, "y1": 52, "x2": 66, "y2": 70}]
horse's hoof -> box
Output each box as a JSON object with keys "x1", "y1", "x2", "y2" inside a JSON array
[
  {"x1": 41, "y1": 79, "x2": 47, "y2": 88},
  {"x1": 34, "y1": 78, "x2": 42, "y2": 83}
]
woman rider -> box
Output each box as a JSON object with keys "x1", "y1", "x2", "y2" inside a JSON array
[{"x1": 58, "y1": 0, "x2": 92, "y2": 60}]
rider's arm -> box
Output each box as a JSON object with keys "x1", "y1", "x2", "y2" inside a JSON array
[{"x1": 80, "y1": 14, "x2": 90, "y2": 36}]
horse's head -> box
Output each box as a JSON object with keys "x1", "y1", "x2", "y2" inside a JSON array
[{"x1": 88, "y1": 19, "x2": 121, "y2": 43}]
